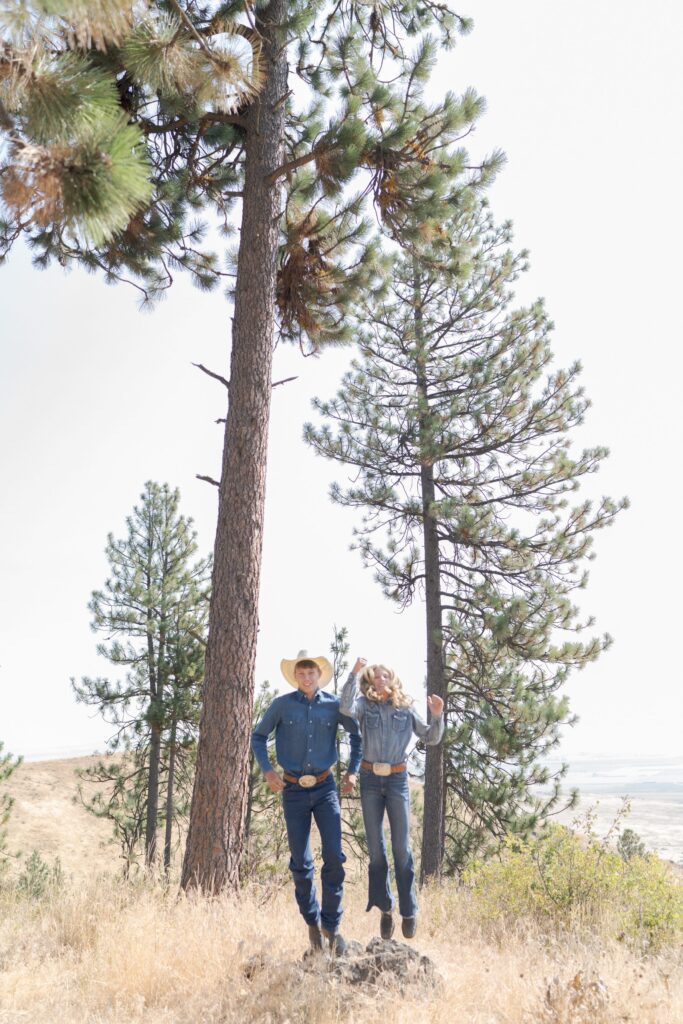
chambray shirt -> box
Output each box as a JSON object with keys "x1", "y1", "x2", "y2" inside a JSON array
[
  {"x1": 252, "y1": 688, "x2": 362, "y2": 776},
  {"x1": 340, "y1": 673, "x2": 444, "y2": 764}
]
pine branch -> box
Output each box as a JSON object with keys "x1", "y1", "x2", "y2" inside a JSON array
[
  {"x1": 166, "y1": 0, "x2": 228, "y2": 64},
  {"x1": 142, "y1": 112, "x2": 247, "y2": 134},
  {"x1": 265, "y1": 147, "x2": 323, "y2": 185}
]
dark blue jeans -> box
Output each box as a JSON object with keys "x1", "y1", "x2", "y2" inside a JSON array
[
  {"x1": 360, "y1": 766, "x2": 418, "y2": 919},
  {"x1": 281, "y1": 774, "x2": 346, "y2": 933}
]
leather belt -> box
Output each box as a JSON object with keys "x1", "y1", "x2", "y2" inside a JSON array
[
  {"x1": 361, "y1": 760, "x2": 406, "y2": 776},
  {"x1": 283, "y1": 768, "x2": 332, "y2": 788}
]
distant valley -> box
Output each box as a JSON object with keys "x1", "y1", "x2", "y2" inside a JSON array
[{"x1": 546, "y1": 753, "x2": 683, "y2": 864}]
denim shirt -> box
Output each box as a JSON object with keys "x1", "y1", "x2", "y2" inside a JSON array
[
  {"x1": 340, "y1": 673, "x2": 444, "y2": 764},
  {"x1": 252, "y1": 688, "x2": 362, "y2": 776}
]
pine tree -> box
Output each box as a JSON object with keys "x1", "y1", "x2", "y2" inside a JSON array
[
  {"x1": 305, "y1": 196, "x2": 627, "y2": 875},
  {"x1": 617, "y1": 828, "x2": 647, "y2": 862},
  {"x1": 0, "y1": 742, "x2": 21, "y2": 869},
  {"x1": 73, "y1": 480, "x2": 210, "y2": 869},
  {"x1": 76, "y1": 754, "x2": 148, "y2": 877},
  {"x1": 1, "y1": 1, "x2": 501, "y2": 891},
  {"x1": 160, "y1": 610, "x2": 205, "y2": 870}
]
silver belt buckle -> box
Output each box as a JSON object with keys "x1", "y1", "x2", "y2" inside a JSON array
[
  {"x1": 298, "y1": 774, "x2": 317, "y2": 788},
  {"x1": 373, "y1": 762, "x2": 391, "y2": 777}
]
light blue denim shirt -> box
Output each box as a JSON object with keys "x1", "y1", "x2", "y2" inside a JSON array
[{"x1": 340, "y1": 673, "x2": 444, "y2": 764}]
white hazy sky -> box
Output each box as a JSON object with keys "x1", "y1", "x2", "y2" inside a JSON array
[{"x1": 1, "y1": 0, "x2": 681, "y2": 762}]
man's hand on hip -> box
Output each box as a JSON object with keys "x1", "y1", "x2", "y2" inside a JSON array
[
  {"x1": 265, "y1": 769, "x2": 285, "y2": 793},
  {"x1": 341, "y1": 771, "x2": 357, "y2": 796}
]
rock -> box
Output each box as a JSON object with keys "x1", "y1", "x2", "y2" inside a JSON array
[
  {"x1": 303, "y1": 936, "x2": 437, "y2": 989},
  {"x1": 302, "y1": 939, "x2": 364, "y2": 965}
]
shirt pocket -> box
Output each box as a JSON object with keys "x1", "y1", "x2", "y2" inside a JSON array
[
  {"x1": 391, "y1": 710, "x2": 411, "y2": 734},
  {"x1": 315, "y1": 710, "x2": 337, "y2": 742},
  {"x1": 365, "y1": 709, "x2": 381, "y2": 730},
  {"x1": 284, "y1": 711, "x2": 307, "y2": 730},
  {"x1": 283, "y1": 710, "x2": 308, "y2": 742}
]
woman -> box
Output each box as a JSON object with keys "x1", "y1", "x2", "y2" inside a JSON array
[{"x1": 341, "y1": 658, "x2": 444, "y2": 940}]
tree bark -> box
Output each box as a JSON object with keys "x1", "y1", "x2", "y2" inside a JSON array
[
  {"x1": 419, "y1": 457, "x2": 446, "y2": 880},
  {"x1": 413, "y1": 264, "x2": 447, "y2": 881},
  {"x1": 146, "y1": 720, "x2": 161, "y2": 865},
  {"x1": 145, "y1": 551, "x2": 160, "y2": 866},
  {"x1": 181, "y1": 0, "x2": 287, "y2": 893},
  {"x1": 163, "y1": 712, "x2": 177, "y2": 873}
]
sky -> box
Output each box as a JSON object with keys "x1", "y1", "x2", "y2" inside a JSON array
[{"x1": 1, "y1": 0, "x2": 682, "y2": 762}]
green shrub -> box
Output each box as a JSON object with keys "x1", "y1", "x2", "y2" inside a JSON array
[
  {"x1": 0, "y1": 742, "x2": 21, "y2": 870},
  {"x1": 16, "y1": 850, "x2": 65, "y2": 900},
  {"x1": 464, "y1": 822, "x2": 683, "y2": 951},
  {"x1": 617, "y1": 827, "x2": 647, "y2": 861}
]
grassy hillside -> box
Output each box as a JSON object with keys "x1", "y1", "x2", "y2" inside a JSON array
[
  {"x1": 0, "y1": 873, "x2": 680, "y2": 1023},
  {"x1": 0, "y1": 758, "x2": 681, "y2": 1023},
  {"x1": 3, "y1": 755, "x2": 118, "y2": 875}
]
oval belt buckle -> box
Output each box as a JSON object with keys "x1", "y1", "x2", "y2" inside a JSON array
[
  {"x1": 298, "y1": 774, "x2": 317, "y2": 788},
  {"x1": 373, "y1": 763, "x2": 391, "y2": 777}
]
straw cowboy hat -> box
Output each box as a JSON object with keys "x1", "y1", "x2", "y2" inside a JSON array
[{"x1": 280, "y1": 649, "x2": 334, "y2": 688}]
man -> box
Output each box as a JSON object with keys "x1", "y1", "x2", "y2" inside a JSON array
[{"x1": 252, "y1": 649, "x2": 361, "y2": 953}]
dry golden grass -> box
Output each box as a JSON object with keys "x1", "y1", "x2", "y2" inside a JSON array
[
  {"x1": 0, "y1": 875, "x2": 680, "y2": 1024},
  {"x1": 4, "y1": 756, "x2": 116, "y2": 875},
  {"x1": 2, "y1": 758, "x2": 681, "y2": 1023}
]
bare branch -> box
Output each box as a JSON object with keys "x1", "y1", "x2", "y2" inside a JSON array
[{"x1": 192, "y1": 362, "x2": 229, "y2": 389}]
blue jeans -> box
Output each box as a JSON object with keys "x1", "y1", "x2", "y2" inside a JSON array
[
  {"x1": 281, "y1": 774, "x2": 346, "y2": 933},
  {"x1": 360, "y1": 767, "x2": 417, "y2": 919}
]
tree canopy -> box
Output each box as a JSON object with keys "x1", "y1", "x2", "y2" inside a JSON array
[
  {"x1": 1, "y1": 0, "x2": 502, "y2": 890},
  {"x1": 306, "y1": 195, "x2": 627, "y2": 871}
]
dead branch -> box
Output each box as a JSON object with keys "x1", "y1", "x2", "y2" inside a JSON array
[{"x1": 193, "y1": 362, "x2": 230, "y2": 389}]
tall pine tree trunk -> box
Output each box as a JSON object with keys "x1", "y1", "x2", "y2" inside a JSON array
[
  {"x1": 146, "y1": 719, "x2": 161, "y2": 865},
  {"x1": 414, "y1": 266, "x2": 447, "y2": 880},
  {"x1": 163, "y1": 713, "x2": 177, "y2": 873},
  {"x1": 419, "y1": 458, "x2": 446, "y2": 880},
  {"x1": 181, "y1": 0, "x2": 287, "y2": 893},
  {"x1": 145, "y1": 606, "x2": 160, "y2": 865}
]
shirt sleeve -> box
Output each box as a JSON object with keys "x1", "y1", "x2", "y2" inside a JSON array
[
  {"x1": 340, "y1": 671, "x2": 364, "y2": 721},
  {"x1": 339, "y1": 713, "x2": 362, "y2": 774},
  {"x1": 411, "y1": 705, "x2": 444, "y2": 746},
  {"x1": 251, "y1": 699, "x2": 280, "y2": 774}
]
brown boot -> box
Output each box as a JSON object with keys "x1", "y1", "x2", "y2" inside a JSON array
[
  {"x1": 321, "y1": 927, "x2": 347, "y2": 956},
  {"x1": 308, "y1": 920, "x2": 324, "y2": 950}
]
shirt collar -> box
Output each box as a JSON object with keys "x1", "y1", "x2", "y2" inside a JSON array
[{"x1": 294, "y1": 688, "x2": 321, "y2": 704}]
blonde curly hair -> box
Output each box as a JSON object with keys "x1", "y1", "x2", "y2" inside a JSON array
[{"x1": 360, "y1": 664, "x2": 413, "y2": 708}]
